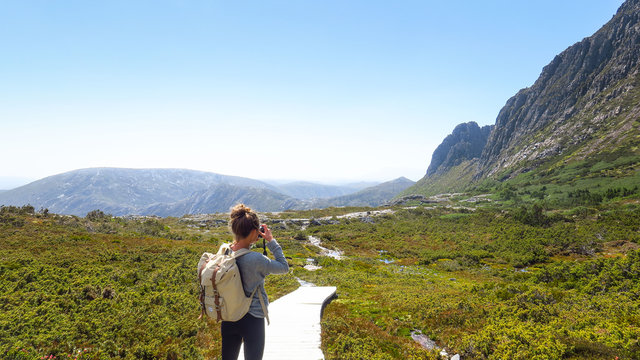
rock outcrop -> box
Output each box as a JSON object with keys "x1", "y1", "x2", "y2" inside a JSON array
[
  {"x1": 477, "y1": 0, "x2": 640, "y2": 178},
  {"x1": 426, "y1": 122, "x2": 493, "y2": 176},
  {"x1": 406, "y1": 0, "x2": 640, "y2": 196}
]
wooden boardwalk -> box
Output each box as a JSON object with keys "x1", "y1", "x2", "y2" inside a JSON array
[{"x1": 238, "y1": 285, "x2": 337, "y2": 360}]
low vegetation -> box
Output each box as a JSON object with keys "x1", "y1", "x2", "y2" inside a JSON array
[
  {"x1": 0, "y1": 206, "x2": 298, "y2": 359},
  {"x1": 2, "y1": 184, "x2": 640, "y2": 359},
  {"x1": 289, "y1": 200, "x2": 640, "y2": 359}
]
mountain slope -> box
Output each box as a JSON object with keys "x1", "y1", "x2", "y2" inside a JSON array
[
  {"x1": 0, "y1": 168, "x2": 277, "y2": 216},
  {"x1": 144, "y1": 183, "x2": 302, "y2": 217},
  {"x1": 149, "y1": 178, "x2": 415, "y2": 215},
  {"x1": 406, "y1": 0, "x2": 640, "y2": 196},
  {"x1": 426, "y1": 122, "x2": 493, "y2": 177},
  {"x1": 317, "y1": 177, "x2": 415, "y2": 207},
  {"x1": 0, "y1": 168, "x2": 411, "y2": 216},
  {"x1": 273, "y1": 181, "x2": 372, "y2": 199},
  {"x1": 478, "y1": 0, "x2": 640, "y2": 179},
  {"x1": 406, "y1": 160, "x2": 478, "y2": 197}
]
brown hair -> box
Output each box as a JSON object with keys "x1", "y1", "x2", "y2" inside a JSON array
[{"x1": 229, "y1": 204, "x2": 260, "y2": 240}]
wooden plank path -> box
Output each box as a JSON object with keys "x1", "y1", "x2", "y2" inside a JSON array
[{"x1": 238, "y1": 285, "x2": 337, "y2": 360}]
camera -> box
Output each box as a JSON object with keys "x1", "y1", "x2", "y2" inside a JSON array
[{"x1": 259, "y1": 225, "x2": 268, "y2": 256}]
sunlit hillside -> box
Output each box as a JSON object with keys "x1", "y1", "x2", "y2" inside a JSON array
[{"x1": 2, "y1": 189, "x2": 639, "y2": 359}]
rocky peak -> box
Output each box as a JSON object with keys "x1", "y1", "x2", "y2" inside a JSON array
[
  {"x1": 426, "y1": 122, "x2": 493, "y2": 176},
  {"x1": 477, "y1": 0, "x2": 640, "y2": 178}
]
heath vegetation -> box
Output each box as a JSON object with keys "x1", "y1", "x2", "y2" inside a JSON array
[{"x1": 1, "y1": 185, "x2": 639, "y2": 359}]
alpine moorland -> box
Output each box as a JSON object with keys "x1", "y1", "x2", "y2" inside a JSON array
[
  {"x1": 2, "y1": 0, "x2": 640, "y2": 359},
  {"x1": 1, "y1": 192, "x2": 639, "y2": 359}
]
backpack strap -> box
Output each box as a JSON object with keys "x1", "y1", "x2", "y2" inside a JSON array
[
  {"x1": 257, "y1": 288, "x2": 270, "y2": 325},
  {"x1": 232, "y1": 248, "x2": 251, "y2": 258},
  {"x1": 197, "y1": 258, "x2": 210, "y2": 320},
  {"x1": 247, "y1": 284, "x2": 270, "y2": 325},
  {"x1": 211, "y1": 265, "x2": 222, "y2": 321},
  {"x1": 217, "y1": 243, "x2": 232, "y2": 255},
  {"x1": 218, "y1": 243, "x2": 251, "y2": 258}
]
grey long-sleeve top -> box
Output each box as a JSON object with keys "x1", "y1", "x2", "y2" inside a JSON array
[{"x1": 234, "y1": 239, "x2": 289, "y2": 318}]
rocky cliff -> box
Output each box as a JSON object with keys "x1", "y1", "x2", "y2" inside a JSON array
[
  {"x1": 406, "y1": 0, "x2": 640, "y2": 196},
  {"x1": 478, "y1": 0, "x2": 640, "y2": 179},
  {"x1": 426, "y1": 122, "x2": 493, "y2": 176}
]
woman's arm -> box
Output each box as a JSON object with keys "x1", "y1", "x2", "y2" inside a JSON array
[
  {"x1": 264, "y1": 239, "x2": 289, "y2": 274},
  {"x1": 258, "y1": 225, "x2": 289, "y2": 275}
]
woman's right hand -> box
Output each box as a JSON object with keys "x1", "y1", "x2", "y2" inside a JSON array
[{"x1": 261, "y1": 225, "x2": 274, "y2": 242}]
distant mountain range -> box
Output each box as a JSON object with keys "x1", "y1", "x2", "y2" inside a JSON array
[
  {"x1": 312, "y1": 177, "x2": 415, "y2": 208},
  {"x1": 10, "y1": 1, "x2": 636, "y2": 211},
  {"x1": 271, "y1": 181, "x2": 376, "y2": 200},
  {"x1": 0, "y1": 168, "x2": 414, "y2": 216},
  {"x1": 404, "y1": 0, "x2": 640, "y2": 196}
]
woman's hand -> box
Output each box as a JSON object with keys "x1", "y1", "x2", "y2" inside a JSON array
[{"x1": 261, "y1": 225, "x2": 274, "y2": 242}]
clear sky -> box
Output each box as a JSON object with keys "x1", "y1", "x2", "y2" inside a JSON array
[{"x1": 0, "y1": 0, "x2": 625, "y2": 189}]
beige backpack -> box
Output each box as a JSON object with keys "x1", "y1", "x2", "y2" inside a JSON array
[{"x1": 197, "y1": 243, "x2": 269, "y2": 323}]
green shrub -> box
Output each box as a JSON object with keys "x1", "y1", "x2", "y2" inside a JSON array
[{"x1": 567, "y1": 189, "x2": 603, "y2": 206}]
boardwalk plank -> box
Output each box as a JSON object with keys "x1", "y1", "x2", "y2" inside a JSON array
[{"x1": 238, "y1": 286, "x2": 337, "y2": 360}]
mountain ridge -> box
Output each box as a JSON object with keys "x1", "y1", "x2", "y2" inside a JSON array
[
  {"x1": 0, "y1": 168, "x2": 411, "y2": 216},
  {"x1": 271, "y1": 181, "x2": 375, "y2": 200},
  {"x1": 478, "y1": 0, "x2": 640, "y2": 179},
  {"x1": 314, "y1": 177, "x2": 415, "y2": 208},
  {"x1": 143, "y1": 183, "x2": 300, "y2": 216},
  {"x1": 426, "y1": 122, "x2": 493, "y2": 177},
  {"x1": 405, "y1": 0, "x2": 640, "y2": 196},
  {"x1": 0, "y1": 167, "x2": 277, "y2": 216}
]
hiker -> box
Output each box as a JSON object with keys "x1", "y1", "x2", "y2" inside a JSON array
[{"x1": 222, "y1": 203, "x2": 289, "y2": 360}]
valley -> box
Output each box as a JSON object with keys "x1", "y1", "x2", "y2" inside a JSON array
[
  {"x1": 1, "y1": 188, "x2": 639, "y2": 359},
  {"x1": 2, "y1": 0, "x2": 640, "y2": 359}
]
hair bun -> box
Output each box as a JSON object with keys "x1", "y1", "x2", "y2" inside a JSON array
[
  {"x1": 230, "y1": 204, "x2": 251, "y2": 220},
  {"x1": 229, "y1": 203, "x2": 260, "y2": 240}
]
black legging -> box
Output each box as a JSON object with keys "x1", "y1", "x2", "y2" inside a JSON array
[{"x1": 221, "y1": 313, "x2": 265, "y2": 360}]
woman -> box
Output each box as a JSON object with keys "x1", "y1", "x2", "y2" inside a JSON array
[{"x1": 222, "y1": 204, "x2": 289, "y2": 360}]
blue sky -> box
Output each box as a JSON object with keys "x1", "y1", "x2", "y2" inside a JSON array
[{"x1": 0, "y1": 0, "x2": 625, "y2": 188}]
